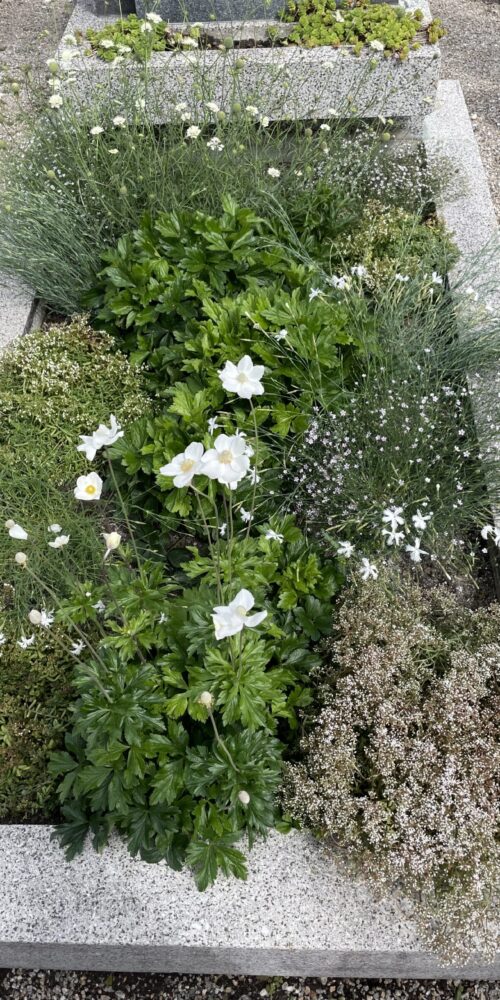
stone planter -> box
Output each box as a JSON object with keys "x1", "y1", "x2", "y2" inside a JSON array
[
  {"x1": 133, "y1": 0, "x2": 401, "y2": 26},
  {"x1": 61, "y1": 0, "x2": 440, "y2": 135}
]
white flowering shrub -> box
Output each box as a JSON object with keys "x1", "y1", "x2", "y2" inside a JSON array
[{"x1": 282, "y1": 568, "x2": 500, "y2": 962}]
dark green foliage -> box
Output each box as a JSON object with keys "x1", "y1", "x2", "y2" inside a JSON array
[
  {"x1": 0, "y1": 623, "x2": 74, "y2": 820},
  {"x1": 51, "y1": 517, "x2": 339, "y2": 886}
]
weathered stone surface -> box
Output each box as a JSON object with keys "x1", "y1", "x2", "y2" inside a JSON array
[
  {"x1": 0, "y1": 825, "x2": 498, "y2": 977},
  {"x1": 0, "y1": 274, "x2": 42, "y2": 350}
]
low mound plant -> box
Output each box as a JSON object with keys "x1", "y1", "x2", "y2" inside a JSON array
[{"x1": 282, "y1": 568, "x2": 500, "y2": 961}]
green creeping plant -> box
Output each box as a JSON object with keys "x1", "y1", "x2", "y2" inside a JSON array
[
  {"x1": 283, "y1": 0, "x2": 427, "y2": 58},
  {"x1": 49, "y1": 518, "x2": 341, "y2": 888}
]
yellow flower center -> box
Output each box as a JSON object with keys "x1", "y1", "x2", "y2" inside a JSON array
[
  {"x1": 237, "y1": 373, "x2": 249, "y2": 383},
  {"x1": 219, "y1": 449, "x2": 233, "y2": 464},
  {"x1": 180, "y1": 458, "x2": 195, "y2": 473},
  {"x1": 85, "y1": 484, "x2": 97, "y2": 496},
  {"x1": 236, "y1": 605, "x2": 247, "y2": 618}
]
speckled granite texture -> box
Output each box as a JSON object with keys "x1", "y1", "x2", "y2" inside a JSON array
[
  {"x1": 0, "y1": 275, "x2": 42, "y2": 349},
  {"x1": 0, "y1": 826, "x2": 498, "y2": 978},
  {"x1": 62, "y1": 0, "x2": 439, "y2": 128}
]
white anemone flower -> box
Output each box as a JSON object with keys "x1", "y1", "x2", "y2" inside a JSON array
[
  {"x1": 77, "y1": 414, "x2": 124, "y2": 461},
  {"x1": 405, "y1": 537, "x2": 428, "y2": 563},
  {"x1": 8, "y1": 523, "x2": 28, "y2": 540},
  {"x1": 159, "y1": 442, "x2": 204, "y2": 488},
  {"x1": 201, "y1": 434, "x2": 251, "y2": 485},
  {"x1": 359, "y1": 558, "x2": 378, "y2": 581},
  {"x1": 103, "y1": 531, "x2": 122, "y2": 560},
  {"x1": 212, "y1": 589, "x2": 267, "y2": 640},
  {"x1": 412, "y1": 509, "x2": 432, "y2": 532},
  {"x1": 48, "y1": 534, "x2": 70, "y2": 549},
  {"x1": 218, "y1": 356, "x2": 265, "y2": 399},
  {"x1": 265, "y1": 529, "x2": 284, "y2": 542},
  {"x1": 74, "y1": 472, "x2": 103, "y2": 502}
]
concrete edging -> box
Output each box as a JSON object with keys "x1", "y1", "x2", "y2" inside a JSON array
[{"x1": 0, "y1": 80, "x2": 498, "y2": 979}]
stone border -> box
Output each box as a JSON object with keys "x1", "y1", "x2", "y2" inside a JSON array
[
  {"x1": 61, "y1": 0, "x2": 439, "y2": 132},
  {"x1": 0, "y1": 80, "x2": 498, "y2": 979},
  {"x1": 0, "y1": 275, "x2": 43, "y2": 350}
]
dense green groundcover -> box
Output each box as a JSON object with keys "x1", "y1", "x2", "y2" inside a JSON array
[{"x1": 0, "y1": 57, "x2": 497, "y2": 960}]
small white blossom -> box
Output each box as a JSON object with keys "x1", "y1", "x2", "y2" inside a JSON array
[
  {"x1": 205, "y1": 101, "x2": 220, "y2": 113},
  {"x1": 360, "y1": 558, "x2": 378, "y2": 581},
  {"x1": 238, "y1": 790, "x2": 251, "y2": 805},
  {"x1": 309, "y1": 288, "x2": 321, "y2": 301},
  {"x1": 40, "y1": 610, "x2": 55, "y2": 629},
  {"x1": 274, "y1": 328, "x2": 288, "y2": 341},
  {"x1": 92, "y1": 600, "x2": 106, "y2": 613},
  {"x1": 198, "y1": 690, "x2": 214, "y2": 708},
  {"x1": 146, "y1": 10, "x2": 162, "y2": 21},
  {"x1": 412, "y1": 509, "x2": 432, "y2": 532},
  {"x1": 406, "y1": 538, "x2": 428, "y2": 563},
  {"x1": 206, "y1": 136, "x2": 224, "y2": 152},
  {"x1": 260, "y1": 115, "x2": 270, "y2": 128},
  {"x1": 112, "y1": 115, "x2": 126, "y2": 127},
  {"x1": 185, "y1": 124, "x2": 201, "y2": 139},
  {"x1": 90, "y1": 126, "x2": 104, "y2": 136},
  {"x1": 431, "y1": 271, "x2": 443, "y2": 285},
  {"x1": 319, "y1": 123, "x2": 331, "y2": 131},
  {"x1": 245, "y1": 105, "x2": 258, "y2": 115},
  {"x1": 14, "y1": 552, "x2": 27, "y2": 567},
  {"x1": 48, "y1": 534, "x2": 70, "y2": 549},
  {"x1": 382, "y1": 506, "x2": 404, "y2": 531},
  {"x1": 351, "y1": 264, "x2": 367, "y2": 278},
  {"x1": 48, "y1": 94, "x2": 63, "y2": 109},
  {"x1": 74, "y1": 473, "x2": 103, "y2": 502},
  {"x1": 140, "y1": 20, "x2": 153, "y2": 32},
  {"x1": 337, "y1": 540, "x2": 355, "y2": 558},
  {"x1": 49, "y1": 524, "x2": 62, "y2": 533},
  {"x1": 265, "y1": 529, "x2": 284, "y2": 542},
  {"x1": 240, "y1": 508, "x2": 252, "y2": 523},
  {"x1": 219, "y1": 522, "x2": 227, "y2": 537},
  {"x1": 267, "y1": 167, "x2": 281, "y2": 178},
  {"x1": 370, "y1": 39, "x2": 384, "y2": 51},
  {"x1": 382, "y1": 529, "x2": 405, "y2": 546},
  {"x1": 208, "y1": 416, "x2": 221, "y2": 434},
  {"x1": 99, "y1": 38, "x2": 115, "y2": 48},
  {"x1": 17, "y1": 634, "x2": 35, "y2": 649},
  {"x1": 71, "y1": 640, "x2": 85, "y2": 656}
]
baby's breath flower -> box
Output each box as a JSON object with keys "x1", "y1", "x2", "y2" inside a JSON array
[{"x1": 267, "y1": 167, "x2": 280, "y2": 178}]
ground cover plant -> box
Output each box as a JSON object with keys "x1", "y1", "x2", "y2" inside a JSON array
[{"x1": 282, "y1": 567, "x2": 500, "y2": 962}]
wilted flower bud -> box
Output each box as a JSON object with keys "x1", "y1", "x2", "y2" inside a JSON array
[
  {"x1": 28, "y1": 609, "x2": 42, "y2": 626},
  {"x1": 15, "y1": 552, "x2": 27, "y2": 567},
  {"x1": 198, "y1": 690, "x2": 213, "y2": 709},
  {"x1": 238, "y1": 790, "x2": 250, "y2": 805}
]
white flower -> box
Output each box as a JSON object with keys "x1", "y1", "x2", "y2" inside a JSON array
[
  {"x1": 48, "y1": 94, "x2": 63, "y2": 109},
  {"x1": 185, "y1": 124, "x2": 201, "y2": 139},
  {"x1": 481, "y1": 524, "x2": 495, "y2": 540},
  {"x1": 117, "y1": 44, "x2": 133, "y2": 54},
  {"x1": 212, "y1": 589, "x2": 267, "y2": 640},
  {"x1": 218, "y1": 356, "x2": 265, "y2": 399},
  {"x1": 238, "y1": 790, "x2": 250, "y2": 805},
  {"x1": 360, "y1": 558, "x2": 378, "y2": 581},
  {"x1": 140, "y1": 20, "x2": 153, "y2": 32},
  {"x1": 146, "y1": 10, "x2": 162, "y2": 21},
  {"x1": 92, "y1": 599, "x2": 106, "y2": 613},
  {"x1": 274, "y1": 328, "x2": 288, "y2": 342},
  {"x1": 4, "y1": 519, "x2": 15, "y2": 530},
  {"x1": 17, "y1": 634, "x2": 35, "y2": 649},
  {"x1": 63, "y1": 33, "x2": 77, "y2": 45},
  {"x1": 240, "y1": 507, "x2": 252, "y2": 523},
  {"x1": 329, "y1": 274, "x2": 350, "y2": 290},
  {"x1": 248, "y1": 468, "x2": 261, "y2": 485},
  {"x1": 395, "y1": 273, "x2": 409, "y2": 283},
  {"x1": 351, "y1": 264, "x2": 367, "y2": 278},
  {"x1": 40, "y1": 610, "x2": 54, "y2": 629},
  {"x1": 219, "y1": 522, "x2": 227, "y2": 537},
  {"x1": 112, "y1": 115, "x2": 126, "y2": 127},
  {"x1": 334, "y1": 9, "x2": 344, "y2": 21},
  {"x1": 175, "y1": 102, "x2": 187, "y2": 112},
  {"x1": 71, "y1": 640, "x2": 85, "y2": 656},
  {"x1": 48, "y1": 523, "x2": 62, "y2": 533},
  {"x1": 337, "y1": 540, "x2": 355, "y2": 558},
  {"x1": 135, "y1": 97, "x2": 146, "y2": 110},
  {"x1": 412, "y1": 509, "x2": 432, "y2": 532},
  {"x1": 208, "y1": 416, "x2": 220, "y2": 434},
  {"x1": 180, "y1": 35, "x2": 198, "y2": 47},
  {"x1": 48, "y1": 534, "x2": 70, "y2": 549},
  {"x1": 28, "y1": 610, "x2": 42, "y2": 626},
  {"x1": 205, "y1": 101, "x2": 220, "y2": 113},
  {"x1": 370, "y1": 39, "x2": 384, "y2": 51},
  {"x1": 103, "y1": 530, "x2": 122, "y2": 560},
  {"x1": 99, "y1": 38, "x2": 115, "y2": 48},
  {"x1": 201, "y1": 434, "x2": 250, "y2": 486},
  {"x1": 260, "y1": 115, "x2": 270, "y2": 128},
  {"x1": 265, "y1": 529, "x2": 284, "y2": 543},
  {"x1": 159, "y1": 441, "x2": 204, "y2": 488},
  {"x1": 319, "y1": 123, "x2": 331, "y2": 131},
  {"x1": 48, "y1": 77, "x2": 61, "y2": 90},
  {"x1": 59, "y1": 47, "x2": 78, "y2": 63},
  {"x1": 206, "y1": 136, "x2": 224, "y2": 152},
  {"x1": 465, "y1": 286, "x2": 479, "y2": 301},
  {"x1": 309, "y1": 288, "x2": 321, "y2": 301},
  {"x1": 267, "y1": 167, "x2": 281, "y2": 178},
  {"x1": 405, "y1": 537, "x2": 428, "y2": 563},
  {"x1": 245, "y1": 105, "x2": 259, "y2": 115},
  {"x1": 90, "y1": 125, "x2": 104, "y2": 135},
  {"x1": 382, "y1": 529, "x2": 405, "y2": 546},
  {"x1": 198, "y1": 690, "x2": 214, "y2": 708},
  {"x1": 108, "y1": 148, "x2": 119, "y2": 155},
  {"x1": 77, "y1": 414, "x2": 124, "y2": 461},
  {"x1": 431, "y1": 271, "x2": 443, "y2": 285},
  {"x1": 180, "y1": 111, "x2": 191, "y2": 122},
  {"x1": 14, "y1": 552, "x2": 27, "y2": 567},
  {"x1": 74, "y1": 472, "x2": 103, "y2": 502},
  {"x1": 8, "y1": 523, "x2": 28, "y2": 540},
  {"x1": 46, "y1": 58, "x2": 59, "y2": 72},
  {"x1": 0, "y1": 633, "x2": 6, "y2": 646},
  {"x1": 382, "y1": 506, "x2": 404, "y2": 531}
]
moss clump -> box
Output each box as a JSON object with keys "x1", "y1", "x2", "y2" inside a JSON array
[
  {"x1": 0, "y1": 622, "x2": 74, "y2": 820},
  {"x1": 284, "y1": 0, "x2": 427, "y2": 58}
]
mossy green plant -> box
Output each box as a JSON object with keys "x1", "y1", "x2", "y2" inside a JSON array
[
  {"x1": 83, "y1": 14, "x2": 200, "y2": 63},
  {"x1": 283, "y1": 0, "x2": 428, "y2": 58}
]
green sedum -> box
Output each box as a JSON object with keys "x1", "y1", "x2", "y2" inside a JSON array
[{"x1": 283, "y1": 0, "x2": 430, "y2": 58}]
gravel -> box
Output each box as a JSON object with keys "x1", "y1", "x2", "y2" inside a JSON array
[
  {"x1": 0, "y1": 1, "x2": 498, "y2": 998},
  {"x1": 0, "y1": 972, "x2": 498, "y2": 1000}
]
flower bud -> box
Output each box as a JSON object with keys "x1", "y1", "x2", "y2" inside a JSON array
[
  {"x1": 238, "y1": 790, "x2": 250, "y2": 805},
  {"x1": 198, "y1": 690, "x2": 213, "y2": 709},
  {"x1": 4, "y1": 519, "x2": 15, "y2": 530},
  {"x1": 28, "y1": 609, "x2": 42, "y2": 626},
  {"x1": 103, "y1": 531, "x2": 122, "y2": 560},
  {"x1": 15, "y1": 552, "x2": 27, "y2": 567}
]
